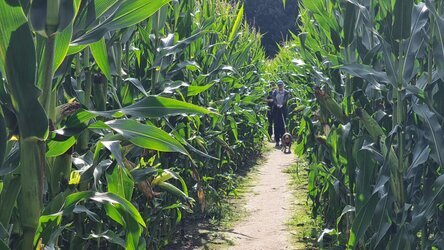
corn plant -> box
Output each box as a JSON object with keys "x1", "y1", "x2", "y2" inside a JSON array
[
  {"x1": 0, "y1": 0, "x2": 267, "y2": 249},
  {"x1": 274, "y1": 0, "x2": 444, "y2": 248}
]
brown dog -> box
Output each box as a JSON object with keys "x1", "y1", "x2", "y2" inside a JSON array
[{"x1": 281, "y1": 132, "x2": 292, "y2": 154}]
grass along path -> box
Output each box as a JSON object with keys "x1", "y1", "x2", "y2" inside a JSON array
[{"x1": 285, "y1": 159, "x2": 319, "y2": 249}]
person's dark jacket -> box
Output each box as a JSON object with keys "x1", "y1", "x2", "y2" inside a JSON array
[
  {"x1": 267, "y1": 90, "x2": 274, "y2": 108},
  {"x1": 272, "y1": 89, "x2": 290, "y2": 119}
]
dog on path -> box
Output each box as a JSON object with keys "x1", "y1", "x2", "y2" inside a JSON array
[{"x1": 281, "y1": 133, "x2": 292, "y2": 154}]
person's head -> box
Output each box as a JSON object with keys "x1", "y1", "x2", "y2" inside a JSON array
[
  {"x1": 269, "y1": 81, "x2": 275, "y2": 89},
  {"x1": 277, "y1": 80, "x2": 284, "y2": 91}
]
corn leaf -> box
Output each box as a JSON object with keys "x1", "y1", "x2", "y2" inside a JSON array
[
  {"x1": 95, "y1": 119, "x2": 189, "y2": 155},
  {"x1": 46, "y1": 136, "x2": 76, "y2": 157},
  {"x1": 106, "y1": 165, "x2": 134, "y2": 201},
  {"x1": 187, "y1": 83, "x2": 215, "y2": 97},
  {"x1": 393, "y1": 0, "x2": 414, "y2": 40},
  {"x1": 412, "y1": 104, "x2": 444, "y2": 167},
  {"x1": 347, "y1": 189, "x2": 380, "y2": 248},
  {"x1": 53, "y1": 23, "x2": 73, "y2": 72},
  {"x1": 229, "y1": 5, "x2": 244, "y2": 41},
  {"x1": 0, "y1": 1, "x2": 47, "y2": 139},
  {"x1": 401, "y1": 3, "x2": 429, "y2": 83},
  {"x1": 90, "y1": 38, "x2": 112, "y2": 80},
  {"x1": 157, "y1": 182, "x2": 192, "y2": 202},
  {"x1": 72, "y1": 0, "x2": 171, "y2": 45},
  {"x1": 91, "y1": 96, "x2": 215, "y2": 118},
  {"x1": 64, "y1": 191, "x2": 146, "y2": 227},
  {"x1": 427, "y1": 0, "x2": 444, "y2": 81},
  {"x1": 0, "y1": 175, "x2": 21, "y2": 226}
]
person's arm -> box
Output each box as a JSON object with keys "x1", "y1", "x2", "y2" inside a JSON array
[
  {"x1": 264, "y1": 92, "x2": 274, "y2": 103},
  {"x1": 283, "y1": 91, "x2": 290, "y2": 118},
  {"x1": 284, "y1": 90, "x2": 290, "y2": 104}
]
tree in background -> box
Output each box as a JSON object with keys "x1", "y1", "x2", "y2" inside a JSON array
[{"x1": 245, "y1": 0, "x2": 299, "y2": 57}]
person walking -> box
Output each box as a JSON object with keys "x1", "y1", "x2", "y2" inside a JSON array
[{"x1": 272, "y1": 80, "x2": 290, "y2": 147}]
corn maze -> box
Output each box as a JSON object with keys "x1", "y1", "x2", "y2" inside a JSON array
[{"x1": 0, "y1": 0, "x2": 443, "y2": 249}]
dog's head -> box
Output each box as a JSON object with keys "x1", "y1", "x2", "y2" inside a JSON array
[{"x1": 282, "y1": 133, "x2": 292, "y2": 144}]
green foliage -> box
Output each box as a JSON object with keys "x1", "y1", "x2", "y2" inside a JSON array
[
  {"x1": 0, "y1": 0, "x2": 267, "y2": 249},
  {"x1": 272, "y1": 0, "x2": 444, "y2": 248}
]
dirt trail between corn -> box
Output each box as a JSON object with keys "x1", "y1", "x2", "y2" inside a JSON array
[{"x1": 226, "y1": 143, "x2": 296, "y2": 250}]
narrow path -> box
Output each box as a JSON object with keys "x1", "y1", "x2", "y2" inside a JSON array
[{"x1": 226, "y1": 143, "x2": 295, "y2": 250}]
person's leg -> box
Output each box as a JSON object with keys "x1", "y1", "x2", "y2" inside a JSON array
[
  {"x1": 273, "y1": 111, "x2": 280, "y2": 146},
  {"x1": 276, "y1": 124, "x2": 283, "y2": 146},
  {"x1": 283, "y1": 108, "x2": 288, "y2": 133},
  {"x1": 274, "y1": 109, "x2": 283, "y2": 146},
  {"x1": 267, "y1": 111, "x2": 273, "y2": 139}
]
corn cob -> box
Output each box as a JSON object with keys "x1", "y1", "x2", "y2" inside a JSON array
[{"x1": 315, "y1": 87, "x2": 347, "y2": 124}]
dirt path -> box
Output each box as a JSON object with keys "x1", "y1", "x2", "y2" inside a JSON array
[{"x1": 226, "y1": 143, "x2": 296, "y2": 250}]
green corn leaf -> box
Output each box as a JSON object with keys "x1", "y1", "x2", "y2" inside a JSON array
[
  {"x1": 156, "y1": 32, "x2": 203, "y2": 60},
  {"x1": 164, "y1": 121, "x2": 219, "y2": 161},
  {"x1": 64, "y1": 191, "x2": 146, "y2": 227},
  {"x1": 56, "y1": 0, "x2": 76, "y2": 33},
  {"x1": 0, "y1": 239, "x2": 8, "y2": 250},
  {"x1": 130, "y1": 168, "x2": 158, "y2": 183},
  {"x1": 0, "y1": 1, "x2": 47, "y2": 140},
  {"x1": 355, "y1": 149, "x2": 376, "y2": 209},
  {"x1": 427, "y1": 0, "x2": 444, "y2": 81},
  {"x1": 72, "y1": 205, "x2": 100, "y2": 222},
  {"x1": 106, "y1": 165, "x2": 134, "y2": 201},
  {"x1": 91, "y1": 96, "x2": 215, "y2": 118},
  {"x1": 72, "y1": 0, "x2": 171, "y2": 45},
  {"x1": 53, "y1": 23, "x2": 73, "y2": 72},
  {"x1": 67, "y1": 44, "x2": 87, "y2": 55},
  {"x1": 407, "y1": 141, "x2": 430, "y2": 177},
  {"x1": 342, "y1": 1, "x2": 356, "y2": 47},
  {"x1": 87, "y1": 231, "x2": 125, "y2": 248},
  {"x1": 152, "y1": 169, "x2": 176, "y2": 186},
  {"x1": 401, "y1": 3, "x2": 429, "y2": 83},
  {"x1": 28, "y1": 0, "x2": 47, "y2": 35},
  {"x1": 370, "y1": 194, "x2": 392, "y2": 248},
  {"x1": 0, "y1": 109, "x2": 6, "y2": 167},
  {"x1": 187, "y1": 83, "x2": 215, "y2": 97},
  {"x1": 229, "y1": 4, "x2": 244, "y2": 41},
  {"x1": 340, "y1": 64, "x2": 389, "y2": 86},
  {"x1": 64, "y1": 109, "x2": 97, "y2": 128},
  {"x1": 101, "y1": 140, "x2": 125, "y2": 168},
  {"x1": 124, "y1": 78, "x2": 148, "y2": 96},
  {"x1": 387, "y1": 225, "x2": 411, "y2": 250},
  {"x1": 393, "y1": 0, "x2": 414, "y2": 40},
  {"x1": 157, "y1": 182, "x2": 193, "y2": 202},
  {"x1": 92, "y1": 0, "x2": 120, "y2": 18},
  {"x1": 46, "y1": 136, "x2": 76, "y2": 157},
  {"x1": 0, "y1": 175, "x2": 21, "y2": 226},
  {"x1": 90, "y1": 38, "x2": 112, "y2": 80},
  {"x1": 419, "y1": 174, "x2": 444, "y2": 220},
  {"x1": 99, "y1": 119, "x2": 189, "y2": 155},
  {"x1": 412, "y1": 104, "x2": 444, "y2": 167},
  {"x1": 347, "y1": 190, "x2": 380, "y2": 248},
  {"x1": 124, "y1": 211, "x2": 143, "y2": 250},
  {"x1": 103, "y1": 204, "x2": 125, "y2": 226}
]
